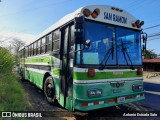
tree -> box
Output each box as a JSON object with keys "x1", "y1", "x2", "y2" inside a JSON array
[
  {"x1": 144, "y1": 49, "x2": 158, "y2": 59},
  {"x1": 0, "y1": 47, "x2": 14, "y2": 76},
  {"x1": 8, "y1": 39, "x2": 26, "y2": 65},
  {"x1": 10, "y1": 38, "x2": 26, "y2": 56}
]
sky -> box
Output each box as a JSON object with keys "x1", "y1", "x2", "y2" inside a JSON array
[{"x1": 0, "y1": 0, "x2": 160, "y2": 54}]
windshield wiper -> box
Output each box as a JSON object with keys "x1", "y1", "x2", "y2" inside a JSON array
[
  {"x1": 120, "y1": 39, "x2": 134, "y2": 69},
  {"x1": 99, "y1": 38, "x2": 114, "y2": 70}
]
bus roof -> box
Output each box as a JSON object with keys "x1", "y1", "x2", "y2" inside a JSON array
[
  {"x1": 19, "y1": 46, "x2": 26, "y2": 51},
  {"x1": 27, "y1": 5, "x2": 142, "y2": 47}
]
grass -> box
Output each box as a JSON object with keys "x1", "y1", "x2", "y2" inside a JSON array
[{"x1": 0, "y1": 73, "x2": 28, "y2": 120}]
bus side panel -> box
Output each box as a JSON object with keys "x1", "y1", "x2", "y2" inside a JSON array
[
  {"x1": 66, "y1": 97, "x2": 73, "y2": 111},
  {"x1": 25, "y1": 68, "x2": 44, "y2": 89},
  {"x1": 52, "y1": 77, "x2": 60, "y2": 100},
  {"x1": 25, "y1": 56, "x2": 52, "y2": 89},
  {"x1": 51, "y1": 56, "x2": 61, "y2": 101}
]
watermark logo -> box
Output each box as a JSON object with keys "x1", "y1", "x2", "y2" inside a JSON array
[
  {"x1": 1, "y1": 112, "x2": 42, "y2": 118},
  {"x1": 2, "y1": 112, "x2": 11, "y2": 117}
]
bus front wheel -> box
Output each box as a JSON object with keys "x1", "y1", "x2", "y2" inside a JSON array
[{"x1": 44, "y1": 76, "x2": 55, "y2": 104}]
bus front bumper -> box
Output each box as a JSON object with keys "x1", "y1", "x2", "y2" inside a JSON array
[{"x1": 74, "y1": 91, "x2": 145, "y2": 111}]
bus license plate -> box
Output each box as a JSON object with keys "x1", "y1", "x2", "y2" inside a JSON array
[{"x1": 117, "y1": 97, "x2": 125, "y2": 103}]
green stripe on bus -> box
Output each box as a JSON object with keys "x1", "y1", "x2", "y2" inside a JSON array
[
  {"x1": 51, "y1": 57, "x2": 54, "y2": 65},
  {"x1": 25, "y1": 56, "x2": 51, "y2": 63},
  {"x1": 73, "y1": 71, "x2": 142, "y2": 80},
  {"x1": 52, "y1": 68, "x2": 60, "y2": 75}
]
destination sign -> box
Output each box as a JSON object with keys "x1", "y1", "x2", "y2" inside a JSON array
[{"x1": 104, "y1": 12, "x2": 127, "y2": 24}]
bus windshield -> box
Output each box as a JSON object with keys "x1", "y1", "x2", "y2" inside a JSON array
[{"x1": 77, "y1": 21, "x2": 142, "y2": 66}]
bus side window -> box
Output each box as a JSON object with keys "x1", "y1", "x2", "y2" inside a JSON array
[
  {"x1": 37, "y1": 39, "x2": 41, "y2": 54},
  {"x1": 46, "y1": 33, "x2": 52, "y2": 52},
  {"x1": 22, "y1": 49, "x2": 25, "y2": 58},
  {"x1": 41, "y1": 37, "x2": 46, "y2": 53},
  {"x1": 31, "y1": 43, "x2": 34, "y2": 56},
  {"x1": 34, "y1": 42, "x2": 37, "y2": 55},
  {"x1": 29, "y1": 45, "x2": 31, "y2": 56},
  {"x1": 53, "y1": 30, "x2": 60, "y2": 51},
  {"x1": 28, "y1": 46, "x2": 30, "y2": 56},
  {"x1": 70, "y1": 25, "x2": 75, "y2": 51},
  {"x1": 26, "y1": 47, "x2": 28, "y2": 57},
  {"x1": 19, "y1": 50, "x2": 21, "y2": 58}
]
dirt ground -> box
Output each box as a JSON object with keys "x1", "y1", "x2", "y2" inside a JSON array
[
  {"x1": 15, "y1": 70, "x2": 160, "y2": 120},
  {"x1": 20, "y1": 79, "x2": 159, "y2": 120},
  {"x1": 143, "y1": 71, "x2": 160, "y2": 79}
]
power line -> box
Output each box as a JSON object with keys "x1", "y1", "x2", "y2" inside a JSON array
[
  {"x1": 148, "y1": 33, "x2": 160, "y2": 38},
  {"x1": 126, "y1": 0, "x2": 153, "y2": 11},
  {"x1": 147, "y1": 37, "x2": 160, "y2": 41},
  {"x1": 147, "y1": 32, "x2": 160, "y2": 40},
  {"x1": 123, "y1": 0, "x2": 144, "y2": 9},
  {"x1": 143, "y1": 24, "x2": 160, "y2": 30}
]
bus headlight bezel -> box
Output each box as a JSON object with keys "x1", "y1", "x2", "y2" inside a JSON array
[{"x1": 132, "y1": 84, "x2": 143, "y2": 91}]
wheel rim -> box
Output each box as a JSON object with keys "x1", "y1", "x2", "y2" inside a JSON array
[{"x1": 46, "y1": 83, "x2": 53, "y2": 98}]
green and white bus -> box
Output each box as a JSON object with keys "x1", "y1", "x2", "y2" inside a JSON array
[{"x1": 18, "y1": 5, "x2": 147, "y2": 111}]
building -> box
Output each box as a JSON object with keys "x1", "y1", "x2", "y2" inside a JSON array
[{"x1": 143, "y1": 59, "x2": 160, "y2": 71}]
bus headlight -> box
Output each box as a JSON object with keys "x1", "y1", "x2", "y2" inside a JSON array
[
  {"x1": 88, "y1": 89, "x2": 102, "y2": 97},
  {"x1": 132, "y1": 84, "x2": 143, "y2": 91}
]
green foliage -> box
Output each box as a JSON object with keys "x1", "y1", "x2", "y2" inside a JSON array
[
  {"x1": 0, "y1": 73, "x2": 28, "y2": 112},
  {"x1": 0, "y1": 47, "x2": 14, "y2": 75},
  {"x1": 144, "y1": 49, "x2": 158, "y2": 59}
]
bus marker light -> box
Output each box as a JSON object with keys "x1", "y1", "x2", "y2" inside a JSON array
[
  {"x1": 88, "y1": 68, "x2": 95, "y2": 77},
  {"x1": 135, "y1": 20, "x2": 140, "y2": 25},
  {"x1": 137, "y1": 24, "x2": 141, "y2": 28},
  {"x1": 111, "y1": 7, "x2": 115, "y2": 10},
  {"x1": 91, "y1": 8, "x2": 100, "y2": 18},
  {"x1": 115, "y1": 8, "x2": 119, "y2": 11},
  {"x1": 83, "y1": 8, "x2": 91, "y2": 17},
  {"x1": 111, "y1": 7, "x2": 123, "y2": 12},
  {"x1": 140, "y1": 21, "x2": 144, "y2": 26}
]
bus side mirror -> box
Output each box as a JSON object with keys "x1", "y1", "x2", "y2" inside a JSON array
[
  {"x1": 141, "y1": 32, "x2": 147, "y2": 52},
  {"x1": 69, "y1": 51, "x2": 74, "y2": 59},
  {"x1": 50, "y1": 50, "x2": 60, "y2": 58},
  {"x1": 75, "y1": 16, "x2": 83, "y2": 29},
  {"x1": 74, "y1": 16, "x2": 84, "y2": 44}
]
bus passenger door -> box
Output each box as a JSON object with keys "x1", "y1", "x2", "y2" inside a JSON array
[{"x1": 60, "y1": 25, "x2": 73, "y2": 111}]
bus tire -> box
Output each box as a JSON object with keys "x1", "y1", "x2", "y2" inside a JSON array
[
  {"x1": 21, "y1": 76, "x2": 26, "y2": 82},
  {"x1": 44, "y1": 76, "x2": 55, "y2": 104}
]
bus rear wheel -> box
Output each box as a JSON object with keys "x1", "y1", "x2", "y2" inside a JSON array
[{"x1": 44, "y1": 76, "x2": 55, "y2": 104}]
